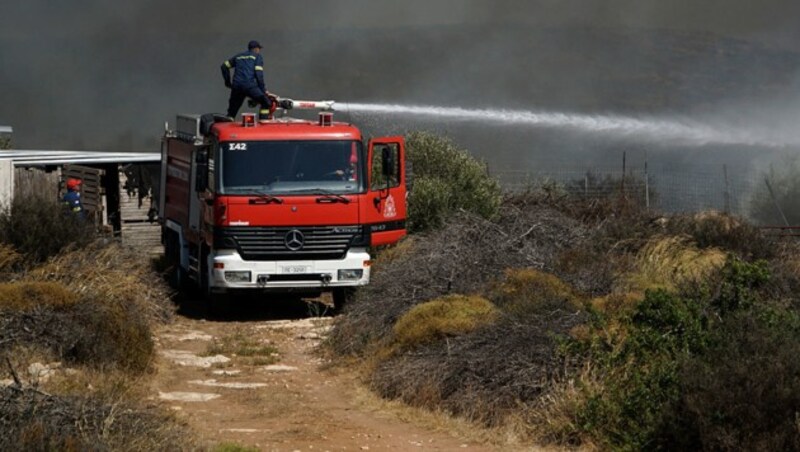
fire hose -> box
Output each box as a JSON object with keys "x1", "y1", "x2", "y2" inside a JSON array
[{"x1": 248, "y1": 94, "x2": 335, "y2": 118}]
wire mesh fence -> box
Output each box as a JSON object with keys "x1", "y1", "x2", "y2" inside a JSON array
[{"x1": 493, "y1": 164, "x2": 778, "y2": 224}]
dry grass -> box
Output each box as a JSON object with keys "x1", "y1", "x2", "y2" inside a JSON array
[
  {"x1": 0, "y1": 211, "x2": 190, "y2": 449},
  {"x1": 489, "y1": 268, "x2": 583, "y2": 318},
  {"x1": 370, "y1": 237, "x2": 415, "y2": 269},
  {"x1": 27, "y1": 240, "x2": 174, "y2": 324},
  {"x1": 0, "y1": 281, "x2": 79, "y2": 311},
  {"x1": 328, "y1": 197, "x2": 589, "y2": 357},
  {"x1": 0, "y1": 387, "x2": 193, "y2": 451},
  {"x1": 348, "y1": 377, "x2": 523, "y2": 448},
  {"x1": 521, "y1": 364, "x2": 604, "y2": 449},
  {"x1": 0, "y1": 244, "x2": 21, "y2": 275},
  {"x1": 393, "y1": 295, "x2": 498, "y2": 348},
  {"x1": 1, "y1": 241, "x2": 174, "y2": 374},
  {"x1": 622, "y1": 235, "x2": 727, "y2": 292},
  {"x1": 205, "y1": 330, "x2": 279, "y2": 366},
  {"x1": 213, "y1": 443, "x2": 260, "y2": 452}
]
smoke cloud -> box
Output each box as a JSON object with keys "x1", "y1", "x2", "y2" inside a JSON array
[{"x1": 1, "y1": 0, "x2": 799, "y2": 170}]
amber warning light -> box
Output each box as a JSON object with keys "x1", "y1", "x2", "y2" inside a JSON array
[{"x1": 242, "y1": 113, "x2": 256, "y2": 127}]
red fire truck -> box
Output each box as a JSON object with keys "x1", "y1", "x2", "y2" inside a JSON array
[{"x1": 158, "y1": 101, "x2": 407, "y2": 312}]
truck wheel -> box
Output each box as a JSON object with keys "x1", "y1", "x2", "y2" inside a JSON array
[
  {"x1": 207, "y1": 293, "x2": 231, "y2": 318},
  {"x1": 199, "y1": 246, "x2": 230, "y2": 317},
  {"x1": 166, "y1": 233, "x2": 186, "y2": 290},
  {"x1": 332, "y1": 288, "x2": 356, "y2": 314}
]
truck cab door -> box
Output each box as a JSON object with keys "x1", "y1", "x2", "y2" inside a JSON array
[{"x1": 365, "y1": 137, "x2": 407, "y2": 246}]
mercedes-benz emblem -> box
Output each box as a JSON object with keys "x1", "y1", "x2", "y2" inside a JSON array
[{"x1": 284, "y1": 229, "x2": 305, "y2": 251}]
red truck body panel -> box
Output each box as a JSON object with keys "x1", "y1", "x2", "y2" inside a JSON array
[
  {"x1": 219, "y1": 195, "x2": 361, "y2": 227},
  {"x1": 162, "y1": 139, "x2": 193, "y2": 229},
  {"x1": 213, "y1": 121, "x2": 362, "y2": 142}
]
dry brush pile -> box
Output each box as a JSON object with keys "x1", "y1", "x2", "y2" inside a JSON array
[
  {"x1": 329, "y1": 168, "x2": 800, "y2": 450},
  {"x1": 0, "y1": 195, "x2": 190, "y2": 449}
]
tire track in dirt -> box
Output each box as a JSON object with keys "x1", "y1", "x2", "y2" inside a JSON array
[{"x1": 149, "y1": 300, "x2": 496, "y2": 451}]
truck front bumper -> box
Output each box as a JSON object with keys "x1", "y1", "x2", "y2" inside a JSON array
[{"x1": 208, "y1": 247, "x2": 371, "y2": 291}]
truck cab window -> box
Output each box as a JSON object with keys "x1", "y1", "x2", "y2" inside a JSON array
[
  {"x1": 219, "y1": 140, "x2": 365, "y2": 195},
  {"x1": 371, "y1": 143, "x2": 400, "y2": 191}
]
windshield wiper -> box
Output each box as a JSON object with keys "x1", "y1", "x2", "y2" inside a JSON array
[
  {"x1": 312, "y1": 189, "x2": 351, "y2": 204},
  {"x1": 244, "y1": 190, "x2": 283, "y2": 204}
]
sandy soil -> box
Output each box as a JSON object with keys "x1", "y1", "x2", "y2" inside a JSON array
[{"x1": 149, "y1": 298, "x2": 498, "y2": 451}]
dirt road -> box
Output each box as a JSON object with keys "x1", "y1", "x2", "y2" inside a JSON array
[{"x1": 150, "y1": 299, "x2": 496, "y2": 451}]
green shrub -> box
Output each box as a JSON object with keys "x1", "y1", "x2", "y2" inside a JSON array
[
  {"x1": 0, "y1": 194, "x2": 94, "y2": 264},
  {"x1": 661, "y1": 311, "x2": 800, "y2": 450},
  {"x1": 405, "y1": 132, "x2": 501, "y2": 232},
  {"x1": 574, "y1": 257, "x2": 786, "y2": 450}
]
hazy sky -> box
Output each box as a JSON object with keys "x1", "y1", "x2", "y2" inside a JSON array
[{"x1": 1, "y1": 0, "x2": 800, "y2": 150}]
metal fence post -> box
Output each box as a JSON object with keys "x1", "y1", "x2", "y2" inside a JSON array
[
  {"x1": 645, "y1": 158, "x2": 650, "y2": 210},
  {"x1": 584, "y1": 172, "x2": 589, "y2": 197},
  {"x1": 723, "y1": 164, "x2": 731, "y2": 213}
]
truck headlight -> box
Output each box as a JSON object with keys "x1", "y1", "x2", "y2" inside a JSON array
[
  {"x1": 224, "y1": 271, "x2": 251, "y2": 283},
  {"x1": 337, "y1": 269, "x2": 363, "y2": 281}
]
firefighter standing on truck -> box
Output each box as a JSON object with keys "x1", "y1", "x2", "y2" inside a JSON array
[{"x1": 221, "y1": 40, "x2": 273, "y2": 121}]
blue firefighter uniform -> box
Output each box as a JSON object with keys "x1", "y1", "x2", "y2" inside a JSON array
[
  {"x1": 63, "y1": 190, "x2": 84, "y2": 216},
  {"x1": 221, "y1": 41, "x2": 273, "y2": 120}
]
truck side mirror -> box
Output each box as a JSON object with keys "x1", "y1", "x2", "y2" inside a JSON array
[{"x1": 381, "y1": 147, "x2": 394, "y2": 178}]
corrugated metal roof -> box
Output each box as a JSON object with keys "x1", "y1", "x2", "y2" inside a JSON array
[{"x1": 0, "y1": 150, "x2": 160, "y2": 166}]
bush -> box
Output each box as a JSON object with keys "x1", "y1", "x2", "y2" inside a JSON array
[
  {"x1": 405, "y1": 132, "x2": 501, "y2": 232},
  {"x1": 393, "y1": 295, "x2": 497, "y2": 348},
  {"x1": 327, "y1": 196, "x2": 588, "y2": 357},
  {"x1": 623, "y1": 235, "x2": 727, "y2": 292},
  {"x1": 0, "y1": 281, "x2": 79, "y2": 311},
  {"x1": 662, "y1": 312, "x2": 800, "y2": 450},
  {"x1": 0, "y1": 194, "x2": 94, "y2": 264},
  {"x1": 0, "y1": 294, "x2": 155, "y2": 373},
  {"x1": 372, "y1": 309, "x2": 587, "y2": 428},
  {"x1": 356, "y1": 268, "x2": 587, "y2": 430},
  {"x1": 667, "y1": 211, "x2": 774, "y2": 260},
  {"x1": 0, "y1": 244, "x2": 22, "y2": 276},
  {"x1": 489, "y1": 268, "x2": 582, "y2": 318},
  {"x1": 0, "y1": 388, "x2": 191, "y2": 451},
  {"x1": 574, "y1": 258, "x2": 788, "y2": 450},
  {"x1": 0, "y1": 241, "x2": 173, "y2": 373}
]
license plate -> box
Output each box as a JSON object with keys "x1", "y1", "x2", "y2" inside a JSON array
[{"x1": 280, "y1": 265, "x2": 310, "y2": 274}]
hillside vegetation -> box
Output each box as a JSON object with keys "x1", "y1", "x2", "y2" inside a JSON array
[
  {"x1": 0, "y1": 195, "x2": 190, "y2": 450},
  {"x1": 328, "y1": 133, "x2": 800, "y2": 450}
]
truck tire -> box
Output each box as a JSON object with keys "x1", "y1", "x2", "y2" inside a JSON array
[
  {"x1": 332, "y1": 288, "x2": 356, "y2": 314},
  {"x1": 166, "y1": 232, "x2": 186, "y2": 291},
  {"x1": 207, "y1": 293, "x2": 231, "y2": 318},
  {"x1": 199, "y1": 245, "x2": 230, "y2": 317}
]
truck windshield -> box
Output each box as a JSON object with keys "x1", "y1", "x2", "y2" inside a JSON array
[{"x1": 219, "y1": 140, "x2": 364, "y2": 195}]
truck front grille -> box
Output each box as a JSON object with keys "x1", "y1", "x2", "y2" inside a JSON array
[{"x1": 214, "y1": 226, "x2": 362, "y2": 261}]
